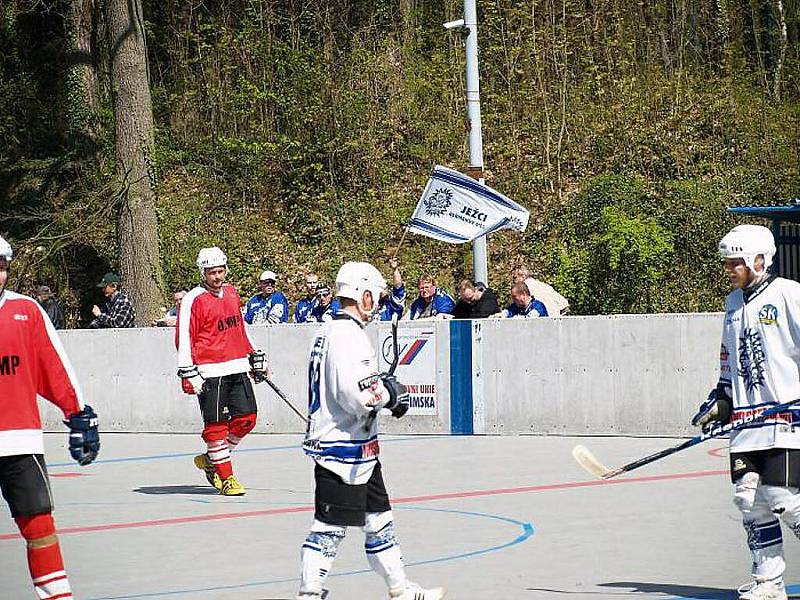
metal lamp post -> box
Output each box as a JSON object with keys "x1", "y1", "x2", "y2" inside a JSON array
[{"x1": 445, "y1": 0, "x2": 488, "y2": 285}]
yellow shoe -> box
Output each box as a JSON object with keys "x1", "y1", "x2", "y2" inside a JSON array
[
  {"x1": 194, "y1": 453, "x2": 222, "y2": 490},
  {"x1": 221, "y1": 475, "x2": 246, "y2": 496}
]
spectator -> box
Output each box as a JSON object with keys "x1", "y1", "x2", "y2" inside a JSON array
[
  {"x1": 408, "y1": 274, "x2": 455, "y2": 320},
  {"x1": 453, "y1": 279, "x2": 499, "y2": 319},
  {"x1": 310, "y1": 283, "x2": 341, "y2": 322},
  {"x1": 512, "y1": 265, "x2": 569, "y2": 316},
  {"x1": 153, "y1": 289, "x2": 187, "y2": 327},
  {"x1": 244, "y1": 270, "x2": 289, "y2": 324},
  {"x1": 34, "y1": 285, "x2": 66, "y2": 329},
  {"x1": 293, "y1": 272, "x2": 320, "y2": 323},
  {"x1": 89, "y1": 272, "x2": 135, "y2": 328},
  {"x1": 377, "y1": 258, "x2": 405, "y2": 321},
  {"x1": 497, "y1": 282, "x2": 548, "y2": 318}
]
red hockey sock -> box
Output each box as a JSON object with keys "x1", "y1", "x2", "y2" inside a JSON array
[
  {"x1": 227, "y1": 412, "x2": 256, "y2": 451},
  {"x1": 203, "y1": 423, "x2": 233, "y2": 480},
  {"x1": 16, "y1": 514, "x2": 72, "y2": 599}
]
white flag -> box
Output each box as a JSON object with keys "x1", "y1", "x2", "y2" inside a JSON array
[{"x1": 407, "y1": 166, "x2": 529, "y2": 244}]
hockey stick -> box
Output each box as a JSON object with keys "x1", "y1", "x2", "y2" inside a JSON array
[
  {"x1": 264, "y1": 377, "x2": 309, "y2": 425},
  {"x1": 363, "y1": 314, "x2": 401, "y2": 431},
  {"x1": 572, "y1": 398, "x2": 800, "y2": 480},
  {"x1": 387, "y1": 312, "x2": 400, "y2": 376}
]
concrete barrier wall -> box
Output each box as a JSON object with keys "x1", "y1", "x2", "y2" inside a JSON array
[
  {"x1": 40, "y1": 314, "x2": 723, "y2": 436},
  {"x1": 475, "y1": 314, "x2": 721, "y2": 437}
]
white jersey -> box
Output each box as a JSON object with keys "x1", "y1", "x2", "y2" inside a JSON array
[
  {"x1": 720, "y1": 276, "x2": 800, "y2": 452},
  {"x1": 303, "y1": 313, "x2": 391, "y2": 484}
]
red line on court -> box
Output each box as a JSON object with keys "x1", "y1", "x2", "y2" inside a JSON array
[
  {"x1": 708, "y1": 445, "x2": 728, "y2": 458},
  {"x1": 0, "y1": 468, "x2": 728, "y2": 541}
]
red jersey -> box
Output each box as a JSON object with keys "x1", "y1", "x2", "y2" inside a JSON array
[
  {"x1": 0, "y1": 291, "x2": 83, "y2": 456},
  {"x1": 177, "y1": 283, "x2": 254, "y2": 377}
]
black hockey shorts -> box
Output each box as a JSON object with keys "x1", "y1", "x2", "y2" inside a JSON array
[
  {"x1": 730, "y1": 448, "x2": 800, "y2": 487},
  {"x1": 197, "y1": 372, "x2": 257, "y2": 424},
  {"x1": 314, "y1": 461, "x2": 392, "y2": 527},
  {"x1": 0, "y1": 454, "x2": 54, "y2": 518}
]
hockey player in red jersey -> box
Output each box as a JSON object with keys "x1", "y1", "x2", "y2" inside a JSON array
[
  {"x1": 177, "y1": 246, "x2": 268, "y2": 496},
  {"x1": 0, "y1": 235, "x2": 100, "y2": 600}
]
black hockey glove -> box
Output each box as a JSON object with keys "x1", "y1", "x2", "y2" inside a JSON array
[
  {"x1": 248, "y1": 349, "x2": 268, "y2": 384},
  {"x1": 380, "y1": 373, "x2": 410, "y2": 419},
  {"x1": 64, "y1": 405, "x2": 100, "y2": 466},
  {"x1": 691, "y1": 385, "x2": 732, "y2": 433}
]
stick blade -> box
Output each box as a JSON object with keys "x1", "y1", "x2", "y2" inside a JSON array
[{"x1": 572, "y1": 444, "x2": 613, "y2": 480}]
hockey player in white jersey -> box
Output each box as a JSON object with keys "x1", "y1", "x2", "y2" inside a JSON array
[
  {"x1": 296, "y1": 261, "x2": 446, "y2": 600},
  {"x1": 693, "y1": 224, "x2": 800, "y2": 600}
]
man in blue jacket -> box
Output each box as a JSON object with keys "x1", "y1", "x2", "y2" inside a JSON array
[
  {"x1": 499, "y1": 282, "x2": 548, "y2": 318},
  {"x1": 244, "y1": 270, "x2": 289, "y2": 324},
  {"x1": 408, "y1": 274, "x2": 454, "y2": 320}
]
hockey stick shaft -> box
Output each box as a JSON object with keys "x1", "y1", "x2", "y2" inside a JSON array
[
  {"x1": 591, "y1": 398, "x2": 800, "y2": 479},
  {"x1": 387, "y1": 313, "x2": 400, "y2": 375},
  {"x1": 265, "y1": 378, "x2": 309, "y2": 424},
  {"x1": 364, "y1": 314, "x2": 400, "y2": 431}
]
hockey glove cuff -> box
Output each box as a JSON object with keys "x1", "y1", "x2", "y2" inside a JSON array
[
  {"x1": 178, "y1": 366, "x2": 205, "y2": 395},
  {"x1": 64, "y1": 405, "x2": 100, "y2": 466},
  {"x1": 248, "y1": 349, "x2": 269, "y2": 383},
  {"x1": 691, "y1": 385, "x2": 732, "y2": 431},
  {"x1": 380, "y1": 373, "x2": 410, "y2": 419}
]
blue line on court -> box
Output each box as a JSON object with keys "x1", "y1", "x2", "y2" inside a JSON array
[
  {"x1": 84, "y1": 506, "x2": 534, "y2": 599},
  {"x1": 46, "y1": 435, "x2": 452, "y2": 469}
]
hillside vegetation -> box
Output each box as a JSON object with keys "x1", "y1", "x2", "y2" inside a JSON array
[{"x1": 1, "y1": 1, "x2": 798, "y2": 323}]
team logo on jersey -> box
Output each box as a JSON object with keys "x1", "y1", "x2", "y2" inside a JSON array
[
  {"x1": 358, "y1": 373, "x2": 380, "y2": 392},
  {"x1": 758, "y1": 304, "x2": 778, "y2": 325},
  {"x1": 732, "y1": 458, "x2": 747, "y2": 471},
  {"x1": 423, "y1": 188, "x2": 452, "y2": 217},
  {"x1": 738, "y1": 328, "x2": 766, "y2": 393},
  {"x1": 719, "y1": 344, "x2": 730, "y2": 373},
  {"x1": 719, "y1": 344, "x2": 729, "y2": 362}
]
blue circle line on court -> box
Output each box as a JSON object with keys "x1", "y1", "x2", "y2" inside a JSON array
[
  {"x1": 84, "y1": 506, "x2": 534, "y2": 600},
  {"x1": 46, "y1": 435, "x2": 453, "y2": 469}
]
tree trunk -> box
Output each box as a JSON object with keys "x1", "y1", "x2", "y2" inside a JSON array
[
  {"x1": 400, "y1": 0, "x2": 416, "y2": 47},
  {"x1": 105, "y1": 0, "x2": 164, "y2": 326},
  {"x1": 772, "y1": 0, "x2": 787, "y2": 100},
  {"x1": 66, "y1": 0, "x2": 100, "y2": 144}
]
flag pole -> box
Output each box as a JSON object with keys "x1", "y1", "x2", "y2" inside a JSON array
[{"x1": 390, "y1": 225, "x2": 410, "y2": 262}]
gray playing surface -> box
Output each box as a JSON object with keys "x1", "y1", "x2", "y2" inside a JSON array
[{"x1": 2, "y1": 433, "x2": 799, "y2": 599}]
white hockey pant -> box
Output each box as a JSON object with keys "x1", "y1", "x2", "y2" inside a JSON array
[{"x1": 734, "y1": 472, "x2": 800, "y2": 581}]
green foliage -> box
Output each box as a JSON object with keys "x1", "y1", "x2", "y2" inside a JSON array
[{"x1": 1, "y1": 0, "x2": 799, "y2": 321}]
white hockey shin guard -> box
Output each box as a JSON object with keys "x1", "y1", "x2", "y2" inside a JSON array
[
  {"x1": 299, "y1": 520, "x2": 346, "y2": 596},
  {"x1": 364, "y1": 511, "x2": 407, "y2": 591},
  {"x1": 760, "y1": 484, "x2": 800, "y2": 541},
  {"x1": 735, "y1": 474, "x2": 785, "y2": 581}
]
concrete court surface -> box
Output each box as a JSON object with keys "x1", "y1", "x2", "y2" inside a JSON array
[{"x1": 2, "y1": 433, "x2": 799, "y2": 600}]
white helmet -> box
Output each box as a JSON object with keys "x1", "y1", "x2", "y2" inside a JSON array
[
  {"x1": 196, "y1": 246, "x2": 227, "y2": 274},
  {"x1": 0, "y1": 236, "x2": 12, "y2": 263},
  {"x1": 719, "y1": 224, "x2": 776, "y2": 273},
  {"x1": 335, "y1": 262, "x2": 386, "y2": 313}
]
